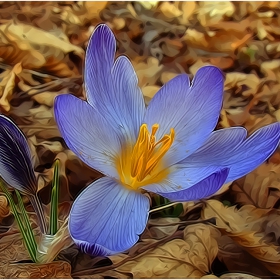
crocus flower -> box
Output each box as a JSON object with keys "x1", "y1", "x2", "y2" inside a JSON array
[
  {"x1": 54, "y1": 24, "x2": 280, "y2": 256},
  {"x1": 0, "y1": 115, "x2": 47, "y2": 233}
]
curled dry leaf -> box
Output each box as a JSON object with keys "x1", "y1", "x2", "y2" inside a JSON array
[
  {"x1": 138, "y1": 1, "x2": 159, "y2": 10},
  {"x1": 184, "y1": 28, "x2": 253, "y2": 54},
  {"x1": 231, "y1": 162, "x2": 280, "y2": 208},
  {"x1": 0, "y1": 63, "x2": 22, "y2": 112},
  {"x1": 133, "y1": 57, "x2": 163, "y2": 87},
  {"x1": 0, "y1": 22, "x2": 84, "y2": 77},
  {"x1": 0, "y1": 195, "x2": 10, "y2": 222},
  {"x1": 224, "y1": 72, "x2": 260, "y2": 97},
  {"x1": 115, "y1": 224, "x2": 218, "y2": 278},
  {"x1": 142, "y1": 217, "x2": 180, "y2": 240},
  {"x1": 158, "y1": 2, "x2": 182, "y2": 19},
  {"x1": 178, "y1": 2, "x2": 196, "y2": 25},
  {"x1": 0, "y1": 63, "x2": 22, "y2": 111},
  {"x1": 83, "y1": 2, "x2": 108, "y2": 21},
  {"x1": 197, "y1": 1, "x2": 235, "y2": 26},
  {"x1": 216, "y1": 235, "x2": 272, "y2": 277},
  {"x1": 202, "y1": 200, "x2": 280, "y2": 276}
]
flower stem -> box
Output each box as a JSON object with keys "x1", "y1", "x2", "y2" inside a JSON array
[
  {"x1": 29, "y1": 194, "x2": 47, "y2": 234},
  {"x1": 149, "y1": 202, "x2": 181, "y2": 214}
]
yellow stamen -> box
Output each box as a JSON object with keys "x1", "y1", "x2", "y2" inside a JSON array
[{"x1": 117, "y1": 124, "x2": 175, "y2": 190}]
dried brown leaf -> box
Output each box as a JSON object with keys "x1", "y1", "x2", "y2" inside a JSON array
[
  {"x1": 134, "y1": 57, "x2": 163, "y2": 87},
  {"x1": 220, "y1": 273, "x2": 260, "y2": 279},
  {"x1": 0, "y1": 22, "x2": 84, "y2": 77},
  {"x1": 158, "y1": 2, "x2": 182, "y2": 19},
  {"x1": 84, "y1": 224, "x2": 218, "y2": 278},
  {"x1": 179, "y1": 2, "x2": 196, "y2": 24},
  {"x1": 0, "y1": 261, "x2": 72, "y2": 279},
  {"x1": 142, "y1": 217, "x2": 180, "y2": 240},
  {"x1": 0, "y1": 195, "x2": 10, "y2": 222},
  {"x1": 0, "y1": 232, "x2": 30, "y2": 263},
  {"x1": 231, "y1": 162, "x2": 280, "y2": 208},
  {"x1": 224, "y1": 72, "x2": 260, "y2": 97},
  {"x1": 197, "y1": 2, "x2": 235, "y2": 27},
  {"x1": 216, "y1": 235, "x2": 272, "y2": 277},
  {"x1": 202, "y1": 200, "x2": 280, "y2": 275},
  {"x1": 0, "y1": 63, "x2": 22, "y2": 111}
]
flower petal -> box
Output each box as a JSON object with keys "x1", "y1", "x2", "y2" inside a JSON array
[
  {"x1": 85, "y1": 24, "x2": 115, "y2": 105},
  {"x1": 157, "y1": 168, "x2": 229, "y2": 202},
  {"x1": 85, "y1": 24, "x2": 145, "y2": 142},
  {"x1": 0, "y1": 115, "x2": 36, "y2": 195},
  {"x1": 144, "y1": 66, "x2": 224, "y2": 167},
  {"x1": 111, "y1": 56, "x2": 145, "y2": 141},
  {"x1": 142, "y1": 165, "x2": 222, "y2": 193},
  {"x1": 184, "y1": 127, "x2": 248, "y2": 165},
  {"x1": 54, "y1": 94, "x2": 121, "y2": 179},
  {"x1": 69, "y1": 177, "x2": 150, "y2": 256},
  {"x1": 182, "y1": 123, "x2": 280, "y2": 182},
  {"x1": 224, "y1": 123, "x2": 280, "y2": 182}
]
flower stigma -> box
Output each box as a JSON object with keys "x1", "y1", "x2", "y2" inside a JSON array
[{"x1": 117, "y1": 124, "x2": 175, "y2": 190}]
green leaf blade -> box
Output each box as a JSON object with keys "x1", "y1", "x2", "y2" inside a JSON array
[{"x1": 49, "y1": 159, "x2": 60, "y2": 235}]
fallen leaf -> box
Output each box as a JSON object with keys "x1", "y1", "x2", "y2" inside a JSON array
[
  {"x1": 0, "y1": 22, "x2": 84, "y2": 77},
  {"x1": 82, "y1": 224, "x2": 219, "y2": 278},
  {"x1": 0, "y1": 195, "x2": 10, "y2": 222},
  {"x1": 179, "y1": 2, "x2": 196, "y2": 24},
  {"x1": 216, "y1": 235, "x2": 272, "y2": 277},
  {"x1": 220, "y1": 272, "x2": 260, "y2": 279},
  {"x1": 0, "y1": 261, "x2": 72, "y2": 279},
  {"x1": 142, "y1": 217, "x2": 180, "y2": 240},
  {"x1": 202, "y1": 200, "x2": 280, "y2": 276},
  {"x1": 138, "y1": 1, "x2": 159, "y2": 10},
  {"x1": 158, "y1": 2, "x2": 182, "y2": 19},
  {"x1": 0, "y1": 63, "x2": 22, "y2": 111},
  {"x1": 231, "y1": 162, "x2": 280, "y2": 208},
  {"x1": 197, "y1": 1, "x2": 235, "y2": 27},
  {"x1": 134, "y1": 57, "x2": 163, "y2": 87}
]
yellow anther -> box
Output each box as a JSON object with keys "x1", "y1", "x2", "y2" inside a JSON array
[
  {"x1": 116, "y1": 124, "x2": 175, "y2": 190},
  {"x1": 117, "y1": 124, "x2": 175, "y2": 190}
]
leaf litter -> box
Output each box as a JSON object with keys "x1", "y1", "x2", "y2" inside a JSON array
[{"x1": 0, "y1": 0, "x2": 280, "y2": 278}]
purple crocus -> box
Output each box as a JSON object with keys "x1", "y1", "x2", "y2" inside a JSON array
[
  {"x1": 0, "y1": 115, "x2": 47, "y2": 233},
  {"x1": 54, "y1": 24, "x2": 280, "y2": 256}
]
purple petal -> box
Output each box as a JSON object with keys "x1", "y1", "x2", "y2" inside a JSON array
[
  {"x1": 85, "y1": 24, "x2": 145, "y2": 142},
  {"x1": 157, "y1": 168, "x2": 229, "y2": 202},
  {"x1": 54, "y1": 94, "x2": 121, "y2": 179},
  {"x1": 0, "y1": 115, "x2": 36, "y2": 195},
  {"x1": 143, "y1": 66, "x2": 224, "y2": 167},
  {"x1": 225, "y1": 123, "x2": 280, "y2": 182},
  {"x1": 85, "y1": 24, "x2": 115, "y2": 103},
  {"x1": 142, "y1": 165, "x2": 222, "y2": 193},
  {"x1": 69, "y1": 177, "x2": 150, "y2": 256},
  {"x1": 185, "y1": 127, "x2": 248, "y2": 165},
  {"x1": 182, "y1": 123, "x2": 280, "y2": 182},
  {"x1": 111, "y1": 56, "x2": 145, "y2": 142}
]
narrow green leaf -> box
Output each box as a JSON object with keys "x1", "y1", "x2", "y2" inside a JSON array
[
  {"x1": 15, "y1": 190, "x2": 37, "y2": 253},
  {"x1": 0, "y1": 180, "x2": 37, "y2": 262},
  {"x1": 49, "y1": 159, "x2": 60, "y2": 235}
]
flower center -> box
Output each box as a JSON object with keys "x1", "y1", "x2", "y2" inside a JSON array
[{"x1": 117, "y1": 124, "x2": 175, "y2": 190}]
